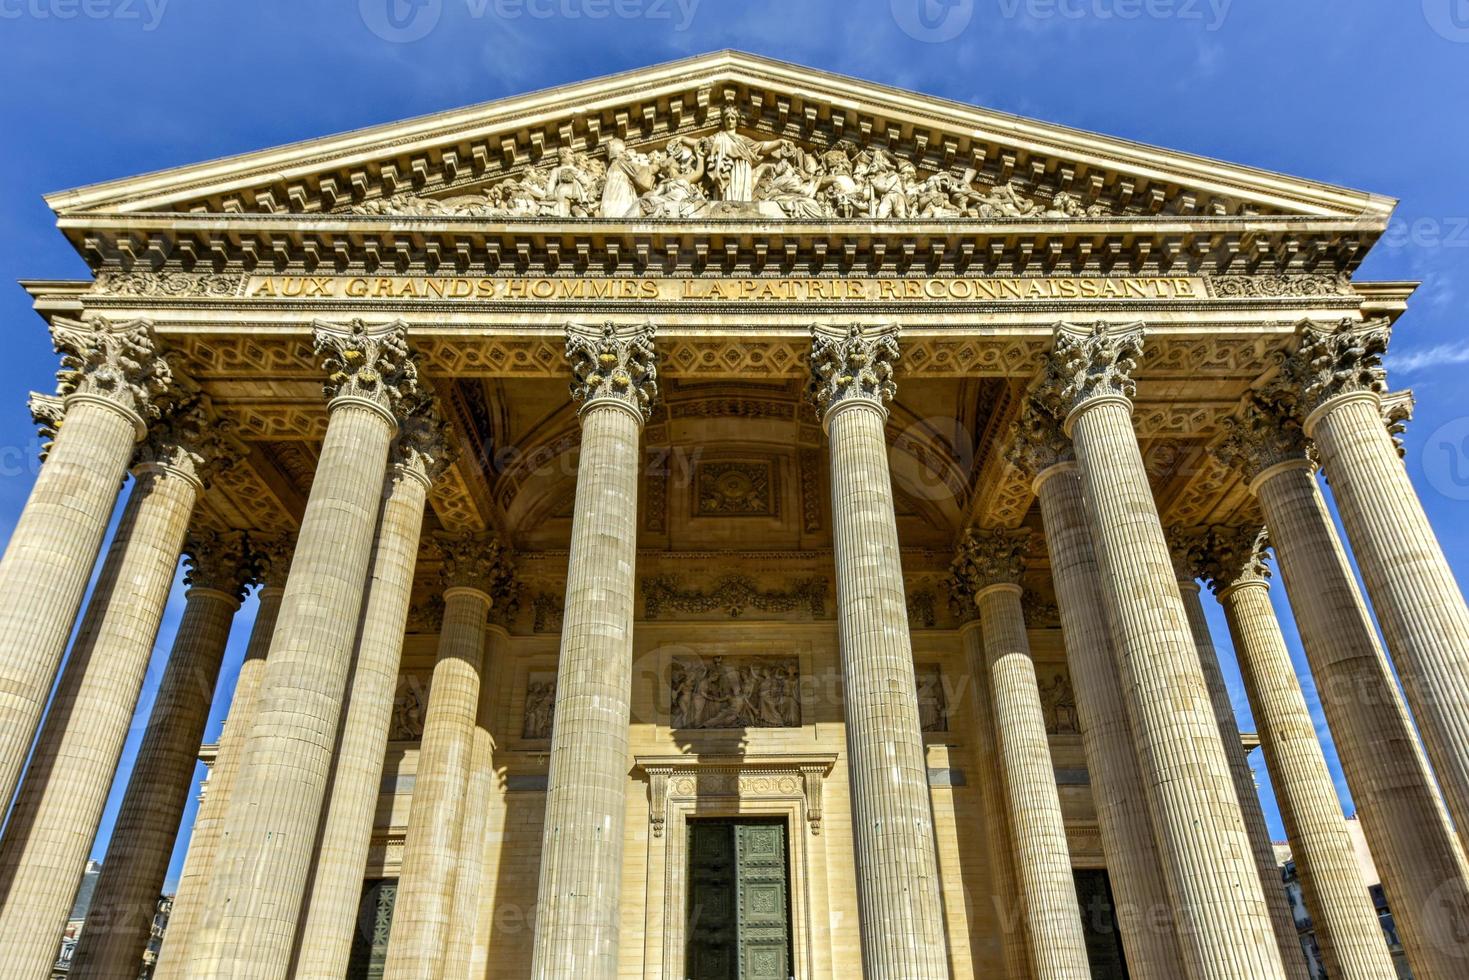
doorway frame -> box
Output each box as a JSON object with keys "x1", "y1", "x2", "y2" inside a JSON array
[{"x1": 635, "y1": 754, "x2": 836, "y2": 980}]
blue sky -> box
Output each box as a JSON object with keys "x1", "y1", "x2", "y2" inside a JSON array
[{"x1": 1, "y1": 1, "x2": 1467, "y2": 892}]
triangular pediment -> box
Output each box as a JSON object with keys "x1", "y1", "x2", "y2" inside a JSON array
[{"x1": 47, "y1": 51, "x2": 1390, "y2": 224}]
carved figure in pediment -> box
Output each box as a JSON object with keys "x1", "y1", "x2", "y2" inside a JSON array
[
  {"x1": 866, "y1": 150, "x2": 915, "y2": 219},
  {"x1": 640, "y1": 136, "x2": 708, "y2": 218},
  {"x1": 543, "y1": 147, "x2": 605, "y2": 217},
  {"x1": 913, "y1": 173, "x2": 963, "y2": 218},
  {"x1": 753, "y1": 152, "x2": 827, "y2": 219},
  {"x1": 702, "y1": 106, "x2": 790, "y2": 202},
  {"x1": 601, "y1": 138, "x2": 657, "y2": 218},
  {"x1": 1045, "y1": 189, "x2": 1109, "y2": 218}
]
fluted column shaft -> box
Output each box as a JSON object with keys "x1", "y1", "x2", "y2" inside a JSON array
[
  {"x1": 531, "y1": 401, "x2": 643, "y2": 980},
  {"x1": 290, "y1": 466, "x2": 430, "y2": 979},
  {"x1": 384, "y1": 586, "x2": 490, "y2": 980},
  {"x1": 71, "y1": 582, "x2": 242, "y2": 980},
  {"x1": 0, "y1": 397, "x2": 141, "y2": 813},
  {"x1": 1068, "y1": 395, "x2": 1286, "y2": 980},
  {"x1": 0, "y1": 460, "x2": 199, "y2": 980},
  {"x1": 447, "y1": 624, "x2": 505, "y2": 980},
  {"x1": 154, "y1": 584, "x2": 283, "y2": 980},
  {"x1": 1217, "y1": 576, "x2": 1399, "y2": 980},
  {"x1": 1175, "y1": 579, "x2": 1307, "y2": 978},
  {"x1": 977, "y1": 583, "x2": 1091, "y2": 979},
  {"x1": 1253, "y1": 459, "x2": 1469, "y2": 980},
  {"x1": 1034, "y1": 464, "x2": 1183, "y2": 978},
  {"x1": 190, "y1": 398, "x2": 399, "y2": 978},
  {"x1": 959, "y1": 622, "x2": 1031, "y2": 979},
  {"x1": 823, "y1": 397, "x2": 949, "y2": 978},
  {"x1": 1308, "y1": 391, "x2": 1469, "y2": 850}
]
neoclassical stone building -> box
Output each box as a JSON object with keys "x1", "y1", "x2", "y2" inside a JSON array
[{"x1": 1, "y1": 50, "x2": 1466, "y2": 980}]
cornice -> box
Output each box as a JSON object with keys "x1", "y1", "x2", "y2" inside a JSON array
[{"x1": 46, "y1": 51, "x2": 1390, "y2": 223}]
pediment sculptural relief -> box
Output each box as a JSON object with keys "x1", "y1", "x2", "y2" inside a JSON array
[{"x1": 347, "y1": 105, "x2": 1113, "y2": 222}]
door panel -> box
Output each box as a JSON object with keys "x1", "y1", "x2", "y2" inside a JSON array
[{"x1": 687, "y1": 820, "x2": 793, "y2": 980}]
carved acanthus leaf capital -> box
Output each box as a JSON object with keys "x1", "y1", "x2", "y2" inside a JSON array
[
  {"x1": 1211, "y1": 385, "x2": 1313, "y2": 483},
  {"x1": 392, "y1": 393, "x2": 457, "y2": 486},
  {"x1": 314, "y1": 318, "x2": 420, "y2": 414},
  {"x1": 29, "y1": 391, "x2": 64, "y2": 461},
  {"x1": 1165, "y1": 526, "x2": 1212, "y2": 583},
  {"x1": 437, "y1": 532, "x2": 519, "y2": 610},
  {"x1": 183, "y1": 530, "x2": 259, "y2": 602},
  {"x1": 807, "y1": 323, "x2": 900, "y2": 421},
  {"x1": 1285, "y1": 317, "x2": 1391, "y2": 417},
  {"x1": 1382, "y1": 389, "x2": 1414, "y2": 458},
  {"x1": 1049, "y1": 321, "x2": 1145, "y2": 417},
  {"x1": 135, "y1": 394, "x2": 242, "y2": 487},
  {"x1": 948, "y1": 527, "x2": 1030, "y2": 609},
  {"x1": 249, "y1": 533, "x2": 296, "y2": 591},
  {"x1": 565, "y1": 320, "x2": 658, "y2": 422},
  {"x1": 50, "y1": 316, "x2": 173, "y2": 423},
  {"x1": 1196, "y1": 525, "x2": 1272, "y2": 596},
  {"x1": 1005, "y1": 385, "x2": 1073, "y2": 478}
]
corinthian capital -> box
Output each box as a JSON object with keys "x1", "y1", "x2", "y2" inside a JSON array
[
  {"x1": 1165, "y1": 526, "x2": 1211, "y2": 583},
  {"x1": 1048, "y1": 321, "x2": 1145, "y2": 418},
  {"x1": 183, "y1": 530, "x2": 258, "y2": 602},
  {"x1": 135, "y1": 394, "x2": 242, "y2": 488},
  {"x1": 437, "y1": 531, "x2": 519, "y2": 610},
  {"x1": 565, "y1": 320, "x2": 658, "y2": 422},
  {"x1": 1005, "y1": 385, "x2": 1073, "y2": 479},
  {"x1": 1285, "y1": 317, "x2": 1391, "y2": 418},
  {"x1": 807, "y1": 322, "x2": 900, "y2": 422},
  {"x1": 1211, "y1": 385, "x2": 1313, "y2": 484},
  {"x1": 948, "y1": 527, "x2": 1030, "y2": 610},
  {"x1": 392, "y1": 393, "x2": 457, "y2": 488},
  {"x1": 1195, "y1": 525, "x2": 1272, "y2": 597},
  {"x1": 50, "y1": 316, "x2": 173, "y2": 426},
  {"x1": 249, "y1": 533, "x2": 295, "y2": 591},
  {"x1": 28, "y1": 391, "x2": 64, "y2": 461},
  {"x1": 314, "y1": 318, "x2": 420, "y2": 416}
]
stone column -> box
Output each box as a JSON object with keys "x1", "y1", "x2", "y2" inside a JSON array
[
  {"x1": 0, "y1": 395, "x2": 230, "y2": 980},
  {"x1": 1008, "y1": 396, "x2": 1184, "y2": 980},
  {"x1": 1290, "y1": 317, "x2": 1469, "y2": 850},
  {"x1": 70, "y1": 531, "x2": 258, "y2": 980},
  {"x1": 188, "y1": 319, "x2": 420, "y2": 980},
  {"x1": 1197, "y1": 525, "x2": 1399, "y2": 980},
  {"x1": 1215, "y1": 388, "x2": 1469, "y2": 980},
  {"x1": 153, "y1": 537, "x2": 291, "y2": 980},
  {"x1": 1168, "y1": 530, "x2": 1309, "y2": 979},
  {"x1": 807, "y1": 323, "x2": 949, "y2": 979},
  {"x1": 531, "y1": 321, "x2": 657, "y2": 980},
  {"x1": 951, "y1": 529, "x2": 1091, "y2": 980},
  {"x1": 290, "y1": 400, "x2": 452, "y2": 980},
  {"x1": 385, "y1": 533, "x2": 515, "y2": 980},
  {"x1": 957, "y1": 621, "x2": 1031, "y2": 979},
  {"x1": 1049, "y1": 322, "x2": 1287, "y2": 980},
  {"x1": 0, "y1": 317, "x2": 170, "y2": 814},
  {"x1": 447, "y1": 623, "x2": 508, "y2": 980}
]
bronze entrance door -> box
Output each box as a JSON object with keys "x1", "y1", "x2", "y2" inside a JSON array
[{"x1": 686, "y1": 819, "x2": 794, "y2": 980}]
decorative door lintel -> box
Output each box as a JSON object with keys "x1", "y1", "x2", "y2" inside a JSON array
[{"x1": 634, "y1": 753, "x2": 837, "y2": 839}]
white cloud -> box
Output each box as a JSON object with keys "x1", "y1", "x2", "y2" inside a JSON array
[{"x1": 1387, "y1": 343, "x2": 1469, "y2": 375}]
